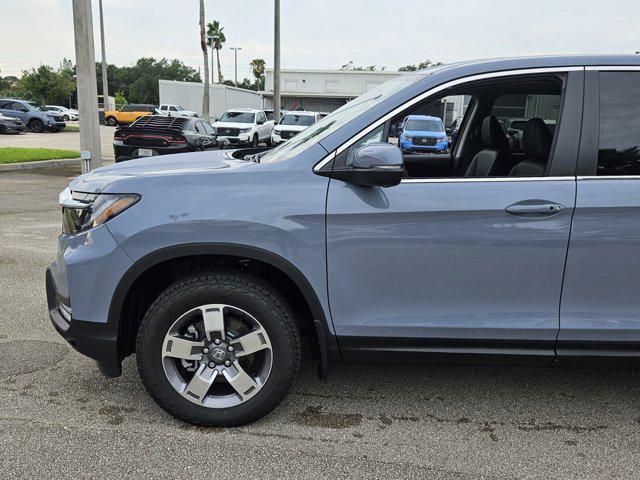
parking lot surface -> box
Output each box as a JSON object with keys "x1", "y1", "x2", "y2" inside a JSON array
[
  {"x1": 1, "y1": 167, "x2": 640, "y2": 479},
  {"x1": 0, "y1": 123, "x2": 116, "y2": 162}
]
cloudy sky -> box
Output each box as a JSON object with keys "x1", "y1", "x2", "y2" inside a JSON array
[{"x1": 1, "y1": 0, "x2": 639, "y2": 79}]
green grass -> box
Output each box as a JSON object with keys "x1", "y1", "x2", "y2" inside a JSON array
[
  {"x1": 63, "y1": 125, "x2": 80, "y2": 132},
  {"x1": 0, "y1": 147, "x2": 80, "y2": 164}
]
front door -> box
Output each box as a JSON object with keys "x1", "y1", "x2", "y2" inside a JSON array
[{"x1": 326, "y1": 70, "x2": 583, "y2": 363}]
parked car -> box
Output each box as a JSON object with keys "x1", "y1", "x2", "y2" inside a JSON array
[
  {"x1": 48, "y1": 55, "x2": 640, "y2": 427},
  {"x1": 0, "y1": 98, "x2": 66, "y2": 132},
  {"x1": 214, "y1": 108, "x2": 274, "y2": 147},
  {"x1": 44, "y1": 105, "x2": 79, "y2": 121},
  {"x1": 271, "y1": 111, "x2": 320, "y2": 145},
  {"x1": 158, "y1": 104, "x2": 198, "y2": 118},
  {"x1": 104, "y1": 104, "x2": 156, "y2": 126},
  {"x1": 113, "y1": 115, "x2": 226, "y2": 162},
  {"x1": 398, "y1": 114, "x2": 449, "y2": 153},
  {"x1": 0, "y1": 112, "x2": 26, "y2": 134}
]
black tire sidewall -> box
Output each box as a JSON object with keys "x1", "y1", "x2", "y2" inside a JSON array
[
  {"x1": 106, "y1": 116, "x2": 117, "y2": 126},
  {"x1": 29, "y1": 119, "x2": 44, "y2": 133},
  {"x1": 137, "y1": 274, "x2": 299, "y2": 426},
  {"x1": 252, "y1": 134, "x2": 258, "y2": 147}
]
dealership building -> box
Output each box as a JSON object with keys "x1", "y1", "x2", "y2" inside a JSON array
[{"x1": 159, "y1": 68, "x2": 470, "y2": 125}]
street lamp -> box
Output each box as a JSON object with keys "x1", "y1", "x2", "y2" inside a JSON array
[
  {"x1": 206, "y1": 35, "x2": 219, "y2": 83},
  {"x1": 229, "y1": 47, "x2": 242, "y2": 87}
]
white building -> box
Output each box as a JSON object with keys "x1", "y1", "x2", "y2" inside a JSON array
[
  {"x1": 159, "y1": 80, "x2": 264, "y2": 121},
  {"x1": 262, "y1": 68, "x2": 401, "y2": 113}
]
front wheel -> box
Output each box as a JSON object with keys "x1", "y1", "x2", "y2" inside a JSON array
[
  {"x1": 28, "y1": 119, "x2": 44, "y2": 133},
  {"x1": 251, "y1": 134, "x2": 259, "y2": 148},
  {"x1": 136, "y1": 271, "x2": 301, "y2": 426},
  {"x1": 105, "y1": 116, "x2": 117, "y2": 126}
]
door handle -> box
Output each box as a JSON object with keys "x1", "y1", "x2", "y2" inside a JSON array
[{"x1": 505, "y1": 201, "x2": 565, "y2": 216}]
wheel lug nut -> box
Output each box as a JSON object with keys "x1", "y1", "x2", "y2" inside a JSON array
[
  {"x1": 224, "y1": 360, "x2": 231, "y2": 367},
  {"x1": 208, "y1": 362, "x2": 215, "y2": 368},
  {"x1": 227, "y1": 345, "x2": 234, "y2": 352},
  {"x1": 203, "y1": 348, "x2": 209, "y2": 354},
  {"x1": 214, "y1": 338, "x2": 221, "y2": 345}
]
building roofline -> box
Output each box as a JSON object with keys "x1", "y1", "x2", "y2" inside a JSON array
[{"x1": 264, "y1": 68, "x2": 401, "y2": 75}]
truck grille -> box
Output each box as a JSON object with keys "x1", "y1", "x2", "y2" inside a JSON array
[
  {"x1": 218, "y1": 127, "x2": 240, "y2": 136},
  {"x1": 413, "y1": 136, "x2": 437, "y2": 146},
  {"x1": 280, "y1": 130, "x2": 297, "y2": 140}
]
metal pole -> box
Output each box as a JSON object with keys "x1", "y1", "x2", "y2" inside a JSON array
[
  {"x1": 230, "y1": 47, "x2": 242, "y2": 87},
  {"x1": 273, "y1": 0, "x2": 281, "y2": 122},
  {"x1": 72, "y1": 0, "x2": 102, "y2": 170},
  {"x1": 98, "y1": 0, "x2": 109, "y2": 111}
]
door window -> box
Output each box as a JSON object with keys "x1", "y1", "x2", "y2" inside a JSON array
[
  {"x1": 194, "y1": 121, "x2": 206, "y2": 134},
  {"x1": 169, "y1": 106, "x2": 178, "y2": 112},
  {"x1": 202, "y1": 122, "x2": 215, "y2": 135},
  {"x1": 597, "y1": 72, "x2": 640, "y2": 176},
  {"x1": 121, "y1": 105, "x2": 134, "y2": 112}
]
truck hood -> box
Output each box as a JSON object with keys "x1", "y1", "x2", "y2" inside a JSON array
[
  {"x1": 69, "y1": 150, "x2": 248, "y2": 194},
  {"x1": 214, "y1": 121, "x2": 253, "y2": 130}
]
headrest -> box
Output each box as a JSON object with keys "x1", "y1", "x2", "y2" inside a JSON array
[
  {"x1": 523, "y1": 118, "x2": 553, "y2": 162},
  {"x1": 481, "y1": 115, "x2": 509, "y2": 151}
]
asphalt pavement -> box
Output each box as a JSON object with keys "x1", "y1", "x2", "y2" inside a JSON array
[{"x1": 1, "y1": 166, "x2": 639, "y2": 479}]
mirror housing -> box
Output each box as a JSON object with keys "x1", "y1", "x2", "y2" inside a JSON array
[{"x1": 320, "y1": 142, "x2": 404, "y2": 188}]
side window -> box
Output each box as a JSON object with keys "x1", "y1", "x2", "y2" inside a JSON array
[
  {"x1": 202, "y1": 122, "x2": 215, "y2": 135},
  {"x1": 169, "y1": 106, "x2": 178, "y2": 112},
  {"x1": 121, "y1": 105, "x2": 133, "y2": 112},
  {"x1": 160, "y1": 105, "x2": 168, "y2": 111},
  {"x1": 12, "y1": 102, "x2": 28, "y2": 112},
  {"x1": 491, "y1": 94, "x2": 561, "y2": 153},
  {"x1": 194, "y1": 121, "x2": 206, "y2": 134},
  {"x1": 597, "y1": 72, "x2": 640, "y2": 176}
]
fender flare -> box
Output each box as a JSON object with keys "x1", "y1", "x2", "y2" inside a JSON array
[{"x1": 108, "y1": 243, "x2": 337, "y2": 378}]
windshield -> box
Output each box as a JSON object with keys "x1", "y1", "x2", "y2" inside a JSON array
[
  {"x1": 279, "y1": 113, "x2": 315, "y2": 127},
  {"x1": 405, "y1": 119, "x2": 443, "y2": 132},
  {"x1": 261, "y1": 73, "x2": 424, "y2": 163},
  {"x1": 219, "y1": 111, "x2": 254, "y2": 123}
]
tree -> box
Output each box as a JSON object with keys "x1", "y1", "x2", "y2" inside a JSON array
[
  {"x1": 340, "y1": 61, "x2": 384, "y2": 71},
  {"x1": 114, "y1": 91, "x2": 127, "y2": 108},
  {"x1": 249, "y1": 58, "x2": 265, "y2": 90},
  {"x1": 95, "y1": 58, "x2": 200, "y2": 105},
  {"x1": 398, "y1": 60, "x2": 443, "y2": 72},
  {"x1": 199, "y1": 0, "x2": 210, "y2": 119},
  {"x1": 206, "y1": 20, "x2": 226, "y2": 83},
  {"x1": 19, "y1": 65, "x2": 75, "y2": 106}
]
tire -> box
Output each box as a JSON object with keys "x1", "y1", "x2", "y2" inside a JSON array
[
  {"x1": 136, "y1": 270, "x2": 301, "y2": 426},
  {"x1": 63, "y1": 114, "x2": 69, "y2": 121},
  {"x1": 50, "y1": 128, "x2": 60, "y2": 133},
  {"x1": 251, "y1": 134, "x2": 259, "y2": 148},
  {"x1": 28, "y1": 119, "x2": 44, "y2": 133},
  {"x1": 266, "y1": 137, "x2": 273, "y2": 147},
  {"x1": 106, "y1": 116, "x2": 117, "y2": 126}
]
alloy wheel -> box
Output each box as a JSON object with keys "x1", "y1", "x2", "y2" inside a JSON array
[{"x1": 161, "y1": 303, "x2": 273, "y2": 408}]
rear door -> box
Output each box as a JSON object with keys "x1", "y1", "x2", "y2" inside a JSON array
[{"x1": 559, "y1": 68, "x2": 640, "y2": 357}]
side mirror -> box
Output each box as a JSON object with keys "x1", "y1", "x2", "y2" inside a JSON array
[
  {"x1": 323, "y1": 142, "x2": 403, "y2": 188},
  {"x1": 445, "y1": 127, "x2": 452, "y2": 135}
]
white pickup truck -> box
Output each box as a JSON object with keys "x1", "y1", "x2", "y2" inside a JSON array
[{"x1": 158, "y1": 104, "x2": 198, "y2": 117}]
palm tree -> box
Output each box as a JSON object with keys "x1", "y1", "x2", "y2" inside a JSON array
[
  {"x1": 206, "y1": 20, "x2": 226, "y2": 83},
  {"x1": 199, "y1": 0, "x2": 209, "y2": 119},
  {"x1": 249, "y1": 58, "x2": 266, "y2": 90}
]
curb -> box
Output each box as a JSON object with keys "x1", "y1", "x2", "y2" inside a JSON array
[{"x1": 0, "y1": 157, "x2": 81, "y2": 172}]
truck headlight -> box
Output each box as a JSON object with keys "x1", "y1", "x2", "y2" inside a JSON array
[
  {"x1": 239, "y1": 127, "x2": 252, "y2": 133},
  {"x1": 61, "y1": 192, "x2": 140, "y2": 234}
]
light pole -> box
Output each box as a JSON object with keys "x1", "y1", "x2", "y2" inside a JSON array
[
  {"x1": 230, "y1": 47, "x2": 242, "y2": 87},
  {"x1": 98, "y1": 0, "x2": 109, "y2": 111},
  {"x1": 273, "y1": 0, "x2": 281, "y2": 122},
  {"x1": 72, "y1": 0, "x2": 102, "y2": 170},
  {"x1": 206, "y1": 35, "x2": 219, "y2": 83}
]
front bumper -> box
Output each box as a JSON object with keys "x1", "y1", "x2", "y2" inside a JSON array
[
  {"x1": 400, "y1": 138, "x2": 449, "y2": 151},
  {"x1": 47, "y1": 120, "x2": 67, "y2": 131},
  {"x1": 46, "y1": 223, "x2": 134, "y2": 377},
  {"x1": 0, "y1": 123, "x2": 26, "y2": 134},
  {"x1": 46, "y1": 267, "x2": 122, "y2": 376},
  {"x1": 218, "y1": 134, "x2": 251, "y2": 145}
]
